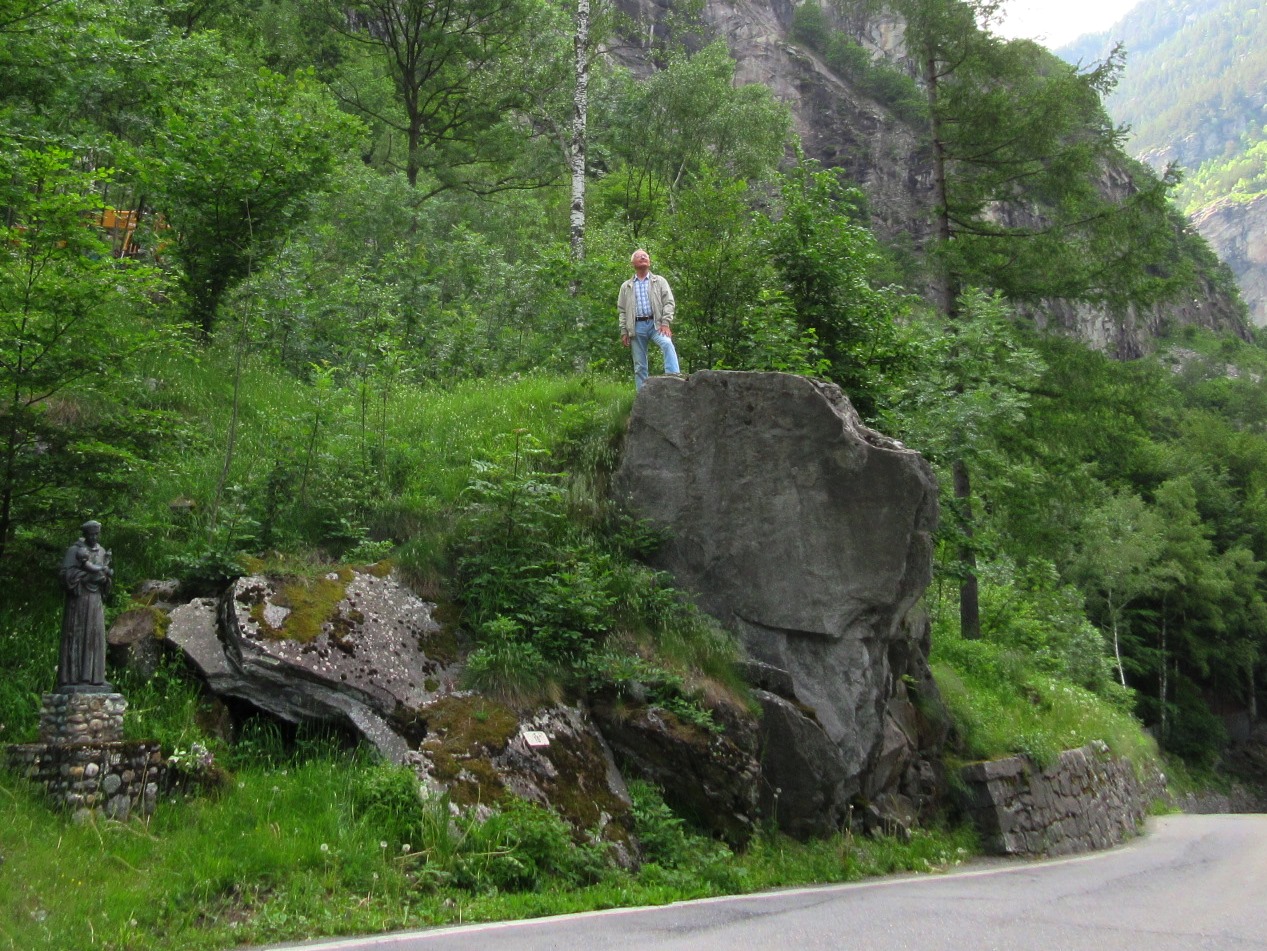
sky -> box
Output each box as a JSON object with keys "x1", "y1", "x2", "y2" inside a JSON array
[{"x1": 994, "y1": 0, "x2": 1144, "y2": 48}]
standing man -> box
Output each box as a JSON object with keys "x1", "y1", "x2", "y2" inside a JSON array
[{"x1": 619, "y1": 248, "x2": 680, "y2": 390}]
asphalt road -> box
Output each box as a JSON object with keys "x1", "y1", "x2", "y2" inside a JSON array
[{"x1": 268, "y1": 814, "x2": 1267, "y2": 951}]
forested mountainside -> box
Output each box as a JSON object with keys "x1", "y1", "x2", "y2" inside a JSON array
[
  {"x1": 1059, "y1": 0, "x2": 1265, "y2": 171},
  {"x1": 645, "y1": 0, "x2": 1248, "y2": 352},
  {"x1": 1057, "y1": 0, "x2": 1267, "y2": 326}
]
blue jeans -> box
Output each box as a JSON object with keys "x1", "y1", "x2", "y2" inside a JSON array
[{"x1": 632, "y1": 320, "x2": 679, "y2": 390}]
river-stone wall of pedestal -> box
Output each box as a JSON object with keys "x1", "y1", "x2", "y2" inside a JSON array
[
  {"x1": 957, "y1": 741, "x2": 1167, "y2": 856},
  {"x1": 5, "y1": 741, "x2": 164, "y2": 821},
  {"x1": 38, "y1": 691, "x2": 126, "y2": 744}
]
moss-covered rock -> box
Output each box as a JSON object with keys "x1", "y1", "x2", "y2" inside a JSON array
[
  {"x1": 592, "y1": 692, "x2": 760, "y2": 847},
  {"x1": 414, "y1": 695, "x2": 637, "y2": 864},
  {"x1": 165, "y1": 570, "x2": 459, "y2": 763}
]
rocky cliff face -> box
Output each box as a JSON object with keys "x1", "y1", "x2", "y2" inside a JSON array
[
  {"x1": 613, "y1": 0, "x2": 1250, "y2": 354},
  {"x1": 1190, "y1": 195, "x2": 1267, "y2": 328}
]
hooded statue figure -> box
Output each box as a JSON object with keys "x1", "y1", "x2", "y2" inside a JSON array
[{"x1": 57, "y1": 520, "x2": 114, "y2": 690}]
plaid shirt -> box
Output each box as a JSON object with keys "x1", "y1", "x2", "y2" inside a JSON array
[{"x1": 633, "y1": 276, "x2": 653, "y2": 317}]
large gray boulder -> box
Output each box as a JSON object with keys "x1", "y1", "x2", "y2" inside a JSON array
[{"x1": 615, "y1": 370, "x2": 944, "y2": 834}]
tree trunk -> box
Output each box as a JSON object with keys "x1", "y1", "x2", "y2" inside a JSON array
[
  {"x1": 0, "y1": 417, "x2": 18, "y2": 566},
  {"x1": 1159, "y1": 603, "x2": 1168, "y2": 747},
  {"x1": 953, "y1": 457, "x2": 981, "y2": 640},
  {"x1": 923, "y1": 47, "x2": 955, "y2": 319},
  {"x1": 924, "y1": 43, "x2": 980, "y2": 641},
  {"x1": 1114, "y1": 612, "x2": 1125, "y2": 688},
  {"x1": 569, "y1": 0, "x2": 590, "y2": 284}
]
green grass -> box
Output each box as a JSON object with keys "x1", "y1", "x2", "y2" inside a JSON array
[
  {"x1": 933, "y1": 634, "x2": 1160, "y2": 772},
  {"x1": 0, "y1": 600, "x2": 60, "y2": 743},
  {"x1": 0, "y1": 757, "x2": 977, "y2": 951},
  {"x1": 118, "y1": 347, "x2": 632, "y2": 583}
]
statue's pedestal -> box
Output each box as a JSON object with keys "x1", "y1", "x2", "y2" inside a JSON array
[
  {"x1": 4, "y1": 691, "x2": 163, "y2": 822},
  {"x1": 40, "y1": 690, "x2": 126, "y2": 744}
]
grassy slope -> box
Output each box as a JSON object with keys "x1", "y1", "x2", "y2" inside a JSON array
[
  {"x1": 0, "y1": 755, "x2": 976, "y2": 951},
  {"x1": 0, "y1": 361, "x2": 1158, "y2": 950}
]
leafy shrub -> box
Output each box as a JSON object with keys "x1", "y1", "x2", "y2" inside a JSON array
[
  {"x1": 386, "y1": 791, "x2": 607, "y2": 893},
  {"x1": 628, "y1": 780, "x2": 744, "y2": 890},
  {"x1": 977, "y1": 559, "x2": 1122, "y2": 698},
  {"x1": 462, "y1": 622, "x2": 560, "y2": 703},
  {"x1": 349, "y1": 762, "x2": 425, "y2": 847},
  {"x1": 457, "y1": 797, "x2": 606, "y2": 891},
  {"x1": 168, "y1": 488, "x2": 259, "y2": 592},
  {"x1": 628, "y1": 779, "x2": 703, "y2": 869},
  {"x1": 451, "y1": 431, "x2": 745, "y2": 717}
]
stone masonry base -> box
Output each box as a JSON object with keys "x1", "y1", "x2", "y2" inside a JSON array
[
  {"x1": 957, "y1": 741, "x2": 1167, "y2": 856},
  {"x1": 4, "y1": 691, "x2": 167, "y2": 821},
  {"x1": 6, "y1": 740, "x2": 164, "y2": 821}
]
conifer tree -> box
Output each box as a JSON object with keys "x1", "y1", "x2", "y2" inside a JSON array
[{"x1": 894, "y1": 0, "x2": 1194, "y2": 638}]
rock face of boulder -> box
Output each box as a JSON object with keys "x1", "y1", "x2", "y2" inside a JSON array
[
  {"x1": 591, "y1": 693, "x2": 761, "y2": 846},
  {"x1": 615, "y1": 370, "x2": 944, "y2": 835}
]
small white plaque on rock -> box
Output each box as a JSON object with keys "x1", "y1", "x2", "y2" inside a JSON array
[{"x1": 522, "y1": 730, "x2": 550, "y2": 748}]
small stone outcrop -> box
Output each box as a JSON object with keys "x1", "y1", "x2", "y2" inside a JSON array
[
  {"x1": 956, "y1": 743, "x2": 1167, "y2": 856},
  {"x1": 615, "y1": 371, "x2": 945, "y2": 837},
  {"x1": 160, "y1": 569, "x2": 637, "y2": 850},
  {"x1": 107, "y1": 604, "x2": 167, "y2": 678},
  {"x1": 591, "y1": 694, "x2": 761, "y2": 846},
  {"x1": 413, "y1": 696, "x2": 636, "y2": 864}
]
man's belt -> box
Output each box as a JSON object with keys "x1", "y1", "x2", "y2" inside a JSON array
[{"x1": 636, "y1": 315, "x2": 654, "y2": 321}]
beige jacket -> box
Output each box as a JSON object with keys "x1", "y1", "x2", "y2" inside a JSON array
[{"x1": 617, "y1": 272, "x2": 676, "y2": 337}]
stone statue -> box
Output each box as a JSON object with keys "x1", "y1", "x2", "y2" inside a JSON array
[{"x1": 57, "y1": 520, "x2": 114, "y2": 691}]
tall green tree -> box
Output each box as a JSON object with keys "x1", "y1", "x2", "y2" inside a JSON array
[
  {"x1": 895, "y1": 0, "x2": 1193, "y2": 638},
  {"x1": 329, "y1": 0, "x2": 537, "y2": 192},
  {"x1": 762, "y1": 157, "x2": 909, "y2": 416},
  {"x1": 148, "y1": 67, "x2": 361, "y2": 336},
  {"x1": 883, "y1": 288, "x2": 1043, "y2": 624},
  {"x1": 663, "y1": 168, "x2": 824, "y2": 374},
  {"x1": 0, "y1": 147, "x2": 172, "y2": 565},
  {"x1": 1072, "y1": 489, "x2": 1166, "y2": 688}
]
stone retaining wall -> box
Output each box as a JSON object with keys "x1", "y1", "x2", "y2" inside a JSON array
[
  {"x1": 5, "y1": 741, "x2": 165, "y2": 821},
  {"x1": 957, "y1": 741, "x2": 1166, "y2": 856}
]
